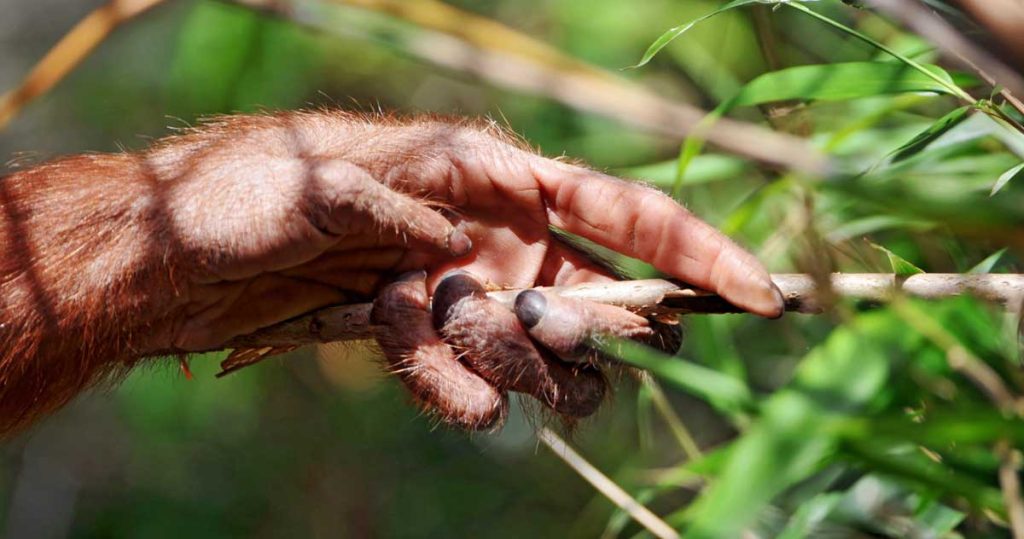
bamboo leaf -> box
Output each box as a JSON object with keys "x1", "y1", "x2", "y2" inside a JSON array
[
  {"x1": 724, "y1": 62, "x2": 964, "y2": 110},
  {"x1": 991, "y1": 162, "x2": 1024, "y2": 195},
  {"x1": 890, "y1": 106, "x2": 972, "y2": 162},
  {"x1": 632, "y1": 0, "x2": 788, "y2": 68},
  {"x1": 674, "y1": 62, "x2": 967, "y2": 183},
  {"x1": 600, "y1": 340, "x2": 754, "y2": 419},
  {"x1": 868, "y1": 241, "x2": 925, "y2": 276},
  {"x1": 968, "y1": 248, "x2": 1007, "y2": 274},
  {"x1": 684, "y1": 312, "x2": 898, "y2": 537}
]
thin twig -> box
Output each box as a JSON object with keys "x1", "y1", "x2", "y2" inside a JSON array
[
  {"x1": 538, "y1": 427, "x2": 680, "y2": 539},
  {"x1": 216, "y1": 273, "x2": 1024, "y2": 350},
  {"x1": 226, "y1": 0, "x2": 829, "y2": 174},
  {"x1": 0, "y1": 0, "x2": 166, "y2": 130},
  {"x1": 644, "y1": 377, "x2": 702, "y2": 461},
  {"x1": 996, "y1": 440, "x2": 1024, "y2": 539},
  {"x1": 0, "y1": 0, "x2": 830, "y2": 174}
]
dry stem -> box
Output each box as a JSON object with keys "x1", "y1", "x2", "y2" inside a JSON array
[{"x1": 222, "y1": 273, "x2": 1024, "y2": 350}]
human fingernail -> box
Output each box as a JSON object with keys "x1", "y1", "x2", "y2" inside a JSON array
[
  {"x1": 513, "y1": 290, "x2": 547, "y2": 329},
  {"x1": 749, "y1": 279, "x2": 785, "y2": 319},
  {"x1": 767, "y1": 282, "x2": 786, "y2": 318},
  {"x1": 446, "y1": 226, "x2": 473, "y2": 257},
  {"x1": 431, "y1": 271, "x2": 486, "y2": 330}
]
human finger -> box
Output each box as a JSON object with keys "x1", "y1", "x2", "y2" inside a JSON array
[
  {"x1": 513, "y1": 290, "x2": 653, "y2": 362},
  {"x1": 530, "y1": 159, "x2": 784, "y2": 318}
]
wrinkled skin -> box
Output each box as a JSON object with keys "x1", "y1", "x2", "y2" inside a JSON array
[{"x1": 0, "y1": 111, "x2": 783, "y2": 434}]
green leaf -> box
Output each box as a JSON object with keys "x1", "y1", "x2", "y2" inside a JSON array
[
  {"x1": 674, "y1": 62, "x2": 965, "y2": 183},
  {"x1": 724, "y1": 62, "x2": 963, "y2": 110},
  {"x1": 868, "y1": 241, "x2": 925, "y2": 276},
  {"x1": 968, "y1": 248, "x2": 1007, "y2": 274},
  {"x1": 776, "y1": 492, "x2": 843, "y2": 539},
  {"x1": 623, "y1": 154, "x2": 748, "y2": 189},
  {"x1": 890, "y1": 106, "x2": 972, "y2": 162},
  {"x1": 991, "y1": 162, "x2": 1024, "y2": 195},
  {"x1": 632, "y1": 0, "x2": 774, "y2": 68},
  {"x1": 684, "y1": 312, "x2": 899, "y2": 537},
  {"x1": 600, "y1": 340, "x2": 754, "y2": 418}
]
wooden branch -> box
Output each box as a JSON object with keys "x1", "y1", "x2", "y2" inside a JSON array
[{"x1": 221, "y1": 273, "x2": 1024, "y2": 350}]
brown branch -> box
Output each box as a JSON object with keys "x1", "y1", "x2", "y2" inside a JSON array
[
  {"x1": 0, "y1": 0, "x2": 166, "y2": 130},
  {"x1": 220, "y1": 273, "x2": 1024, "y2": 350},
  {"x1": 864, "y1": 0, "x2": 1024, "y2": 118}
]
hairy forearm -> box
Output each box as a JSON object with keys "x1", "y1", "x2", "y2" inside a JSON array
[
  {"x1": 0, "y1": 153, "x2": 183, "y2": 435},
  {"x1": 0, "y1": 111, "x2": 481, "y2": 435}
]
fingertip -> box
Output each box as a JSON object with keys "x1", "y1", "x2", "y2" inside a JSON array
[
  {"x1": 431, "y1": 271, "x2": 486, "y2": 329},
  {"x1": 734, "y1": 276, "x2": 785, "y2": 319},
  {"x1": 446, "y1": 226, "x2": 473, "y2": 257},
  {"x1": 514, "y1": 290, "x2": 547, "y2": 329},
  {"x1": 758, "y1": 282, "x2": 786, "y2": 319}
]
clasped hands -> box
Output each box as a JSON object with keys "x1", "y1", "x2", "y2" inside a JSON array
[{"x1": 166, "y1": 113, "x2": 783, "y2": 429}]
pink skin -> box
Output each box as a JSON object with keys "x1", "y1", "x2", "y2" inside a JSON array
[
  {"x1": 0, "y1": 111, "x2": 783, "y2": 434},
  {"x1": 161, "y1": 113, "x2": 783, "y2": 424}
]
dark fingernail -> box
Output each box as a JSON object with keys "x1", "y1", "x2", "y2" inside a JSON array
[
  {"x1": 396, "y1": 270, "x2": 427, "y2": 283},
  {"x1": 431, "y1": 271, "x2": 486, "y2": 329},
  {"x1": 514, "y1": 290, "x2": 547, "y2": 329},
  {"x1": 446, "y1": 227, "x2": 473, "y2": 257}
]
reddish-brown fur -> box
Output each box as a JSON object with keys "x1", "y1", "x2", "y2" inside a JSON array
[
  {"x1": 0, "y1": 109, "x2": 683, "y2": 436},
  {"x1": 371, "y1": 276, "x2": 508, "y2": 430},
  {"x1": 0, "y1": 110, "x2": 543, "y2": 436},
  {"x1": 442, "y1": 295, "x2": 607, "y2": 418},
  {"x1": 0, "y1": 154, "x2": 184, "y2": 435}
]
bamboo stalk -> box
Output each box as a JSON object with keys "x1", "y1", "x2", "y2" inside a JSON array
[{"x1": 221, "y1": 273, "x2": 1024, "y2": 349}]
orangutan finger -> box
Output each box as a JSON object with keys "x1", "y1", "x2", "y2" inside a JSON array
[
  {"x1": 432, "y1": 272, "x2": 606, "y2": 418},
  {"x1": 371, "y1": 272, "x2": 507, "y2": 430},
  {"x1": 513, "y1": 290, "x2": 653, "y2": 362},
  {"x1": 312, "y1": 160, "x2": 472, "y2": 256}
]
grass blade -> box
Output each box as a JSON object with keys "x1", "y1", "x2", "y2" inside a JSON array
[{"x1": 632, "y1": 0, "x2": 774, "y2": 68}]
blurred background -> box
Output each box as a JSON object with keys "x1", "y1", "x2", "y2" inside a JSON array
[{"x1": 2, "y1": 0, "x2": 1023, "y2": 537}]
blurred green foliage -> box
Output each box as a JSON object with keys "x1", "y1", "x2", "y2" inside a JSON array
[{"x1": 2, "y1": 0, "x2": 1024, "y2": 537}]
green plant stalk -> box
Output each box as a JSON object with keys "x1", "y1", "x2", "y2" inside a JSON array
[{"x1": 785, "y1": 2, "x2": 975, "y2": 103}]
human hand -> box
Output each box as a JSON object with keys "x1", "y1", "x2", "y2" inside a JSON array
[{"x1": 160, "y1": 112, "x2": 783, "y2": 428}]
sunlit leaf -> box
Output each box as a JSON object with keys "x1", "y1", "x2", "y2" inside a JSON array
[
  {"x1": 776, "y1": 492, "x2": 842, "y2": 539},
  {"x1": 724, "y1": 62, "x2": 965, "y2": 110},
  {"x1": 991, "y1": 162, "x2": 1024, "y2": 195},
  {"x1": 632, "y1": 0, "x2": 795, "y2": 68},
  {"x1": 675, "y1": 61, "x2": 968, "y2": 182},
  {"x1": 623, "y1": 154, "x2": 748, "y2": 189},
  {"x1": 868, "y1": 241, "x2": 925, "y2": 276},
  {"x1": 968, "y1": 248, "x2": 1007, "y2": 274}
]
